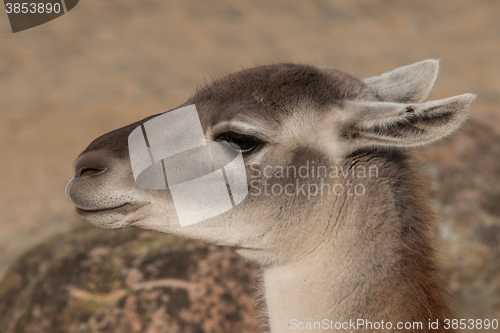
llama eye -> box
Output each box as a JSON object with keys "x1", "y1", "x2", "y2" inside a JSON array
[{"x1": 215, "y1": 132, "x2": 259, "y2": 153}]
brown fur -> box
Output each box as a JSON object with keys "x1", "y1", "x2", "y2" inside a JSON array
[{"x1": 357, "y1": 151, "x2": 455, "y2": 331}]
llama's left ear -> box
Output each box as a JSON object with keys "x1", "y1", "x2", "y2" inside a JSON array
[
  {"x1": 342, "y1": 93, "x2": 476, "y2": 149},
  {"x1": 364, "y1": 59, "x2": 439, "y2": 103}
]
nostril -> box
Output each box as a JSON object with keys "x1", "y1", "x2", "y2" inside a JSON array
[
  {"x1": 77, "y1": 167, "x2": 107, "y2": 177},
  {"x1": 74, "y1": 150, "x2": 111, "y2": 179}
]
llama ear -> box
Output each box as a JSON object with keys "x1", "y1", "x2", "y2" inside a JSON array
[
  {"x1": 343, "y1": 93, "x2": 476, "y2": 149},
  {"x1": 364, "y1": 59, "x2": 440, "y2": 103}
]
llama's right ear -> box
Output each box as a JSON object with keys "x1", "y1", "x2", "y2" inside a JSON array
[
  {"x1": 364, "y1": 59, "x2": 439, "y2": 103},
  {"x1": 341, "y1": 93, "x2": 476, "y2": 150}
]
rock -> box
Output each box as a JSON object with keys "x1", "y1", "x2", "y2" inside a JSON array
[{"x1": 0, "y1": 226, "x2": 261, "y2": 333}]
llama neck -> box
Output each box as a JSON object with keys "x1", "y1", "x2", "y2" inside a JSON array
[{"x1": 262, "y1": 152, "x2": 453, "y2": 333}]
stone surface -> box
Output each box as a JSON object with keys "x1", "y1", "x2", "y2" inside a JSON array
[{"x1": 0, "y1": 225, "x2": 261, "y2": 333}]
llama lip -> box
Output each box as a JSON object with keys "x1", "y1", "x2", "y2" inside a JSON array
[{"x1": 76, "y1": 202, "x2": 146, "y2": 215}]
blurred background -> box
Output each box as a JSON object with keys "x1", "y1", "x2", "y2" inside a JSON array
[{"x1": 0, "y1": 0, "x2": 499, "y2": 332}]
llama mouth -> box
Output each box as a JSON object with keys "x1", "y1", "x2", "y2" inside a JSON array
[{"x1": 76, "y1": 202, "x2": 146, "y2": 216}]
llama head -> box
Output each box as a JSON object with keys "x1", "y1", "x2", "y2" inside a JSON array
[{"x1": 66, "y1": 60, "x2": 475, "y2": 265}]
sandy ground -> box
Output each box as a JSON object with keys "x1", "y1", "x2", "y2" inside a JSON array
[{"x1": 0, "y1": 0, "x2": 499, "y2": 278}]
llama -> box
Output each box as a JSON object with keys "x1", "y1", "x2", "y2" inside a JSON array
[{"x1": 66, "y1": 60, "x2": 475, "y2": 332}]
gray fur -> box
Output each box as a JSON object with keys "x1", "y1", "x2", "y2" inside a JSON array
[{"x1": 363, "y1": 59, "x2": 440, "y2": 103}]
